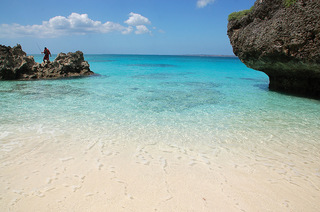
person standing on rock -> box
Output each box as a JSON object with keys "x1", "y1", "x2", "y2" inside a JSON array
[{"x1": 42, "y1": 47, "x2": 51, "y2": 63}]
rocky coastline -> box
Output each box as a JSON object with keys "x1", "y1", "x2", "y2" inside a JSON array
[
  {"x1": 227, "y1": 0, "x2": 320, "y2": 99},
  {"x1": 0, "y1": 44, "x2": 94, "y2": 80}
]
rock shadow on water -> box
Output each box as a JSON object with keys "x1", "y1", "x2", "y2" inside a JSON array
[
  {"x1": 240, "y1": 77, "x2": 269, "y2": 83},
  {"x1": 254, "y1": 83, "x2": 269, "y2": 91},
  {"x1": 87, "y1": 73, "x2": 109, "y2": 79},
  {"x1": 54, "y1": 74, "x2": 99, "y2": 81}
]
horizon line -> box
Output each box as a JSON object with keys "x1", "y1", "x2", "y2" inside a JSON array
[{"x1": 29, "y1": 53, "x2": 237, "y2": 57}]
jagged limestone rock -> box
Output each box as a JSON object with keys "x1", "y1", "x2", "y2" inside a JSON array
[
  {"x1": 227, "y1": 0, "x2": 320, "y2": 98},
  {"x1": 0, "y1": 44, "x2": 94, "y2": 80}
]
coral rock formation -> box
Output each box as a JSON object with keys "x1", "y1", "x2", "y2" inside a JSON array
[
  {"x1": 0, "y1": 44, "x2": 94, "y2": 80},
  {"x1": 227, "y1": 0, "x2": 320, "y2": 98}
]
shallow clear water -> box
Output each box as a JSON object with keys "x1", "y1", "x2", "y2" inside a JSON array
[
  {"x1": 1, "y1": 54, "x2": 320, "y2": 159},
  {"x1": 1, "y1": 55, "x2": 319, "y2": 140}
]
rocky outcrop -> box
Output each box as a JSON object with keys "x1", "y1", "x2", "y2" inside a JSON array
[
  {"x1": 227, "y1": 0, "x2": 320, "y2": 98},
  {"x1": 0, "y1": 44, "x2": 94, "y2": 80}
]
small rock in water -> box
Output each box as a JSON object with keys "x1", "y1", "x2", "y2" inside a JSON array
[{"x1": 0, "y1": 44, "x2": 94, "y2": 80}]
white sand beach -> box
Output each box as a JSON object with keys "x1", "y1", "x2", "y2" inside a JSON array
[{"x1": 1, "y1": 122, "x2": 319, "y2": 212}]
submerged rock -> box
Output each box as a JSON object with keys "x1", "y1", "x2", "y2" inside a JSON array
[
  {"x1": 0, "y1": 44, "x2": 94, "y2": 80},
  {"x1": 227, "y1": 0, "x2": 320, "y2": 98}
]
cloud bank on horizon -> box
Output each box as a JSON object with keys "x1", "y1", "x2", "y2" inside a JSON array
[{"x1": 0, "y1": 12, "x2": 153, "y2": 38}]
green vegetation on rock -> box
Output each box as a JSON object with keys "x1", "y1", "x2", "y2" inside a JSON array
[
  {"x1": 284, "y1": 0, "x2": 297, "y2": 7},
  {"x1": 228, "y1": 6, "x2": 254, "y2": 21},
  {"x1": 228, "y1": 0, "x2": 297, "y2": 22}
]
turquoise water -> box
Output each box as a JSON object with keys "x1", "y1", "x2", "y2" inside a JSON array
[{"x1": 1, "y1": 54, "x2": 320, "y2": 147}]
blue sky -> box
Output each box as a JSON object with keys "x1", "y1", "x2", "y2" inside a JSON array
[{"x1": 0, "y1": 0, "x2": 255, "y2": 55}]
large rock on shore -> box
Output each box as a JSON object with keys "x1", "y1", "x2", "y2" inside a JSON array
[
  {"x1": 227, "y1": 0, "x2": 320, "y2": 98},
  {"x1": 0, "y1": 44, "x2": 94, "y2": 80}
]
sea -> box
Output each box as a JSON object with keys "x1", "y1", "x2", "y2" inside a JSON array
[
  {"x1": 0, "y1": 54, "x2": 319, "y2": 211},
  {"x1": 1, "y1": 54, "x2": 320, "y2": 143}
]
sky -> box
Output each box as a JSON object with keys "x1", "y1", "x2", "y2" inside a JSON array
[{"x1": 0, "y1": 0, "x2": 255, "y2": 55}]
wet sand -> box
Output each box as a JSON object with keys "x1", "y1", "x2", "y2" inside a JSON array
[{"x1": 0, "y1": 124, "x2": 319, "y2": 212}]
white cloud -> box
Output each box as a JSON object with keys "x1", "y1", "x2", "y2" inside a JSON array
[
  {"x1": 135, "y1": 25, "x2": 151, "y2": 35},
  {"x1": 124, "y1": 12, "x2": 152, "y2": 35},
  {"x1": 197, "y1": 0, "x2": 215, "y2": 8},
  {"x1": 0, "y1": 12, "x2": 153, "y2": 38},
  {"x1": 48, "y1": 15, "x2": 71, "y2": 30},
  {"x1": 124, "y1": 12, "x2": 151, "y2": 26},
  {"x1": 121, "y1": 26, "x2": 134, "y2": 35}
]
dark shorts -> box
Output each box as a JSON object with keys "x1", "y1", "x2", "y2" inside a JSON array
[{"x1": 44, "y1": 54, "x2": 49, "y2": 61}]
